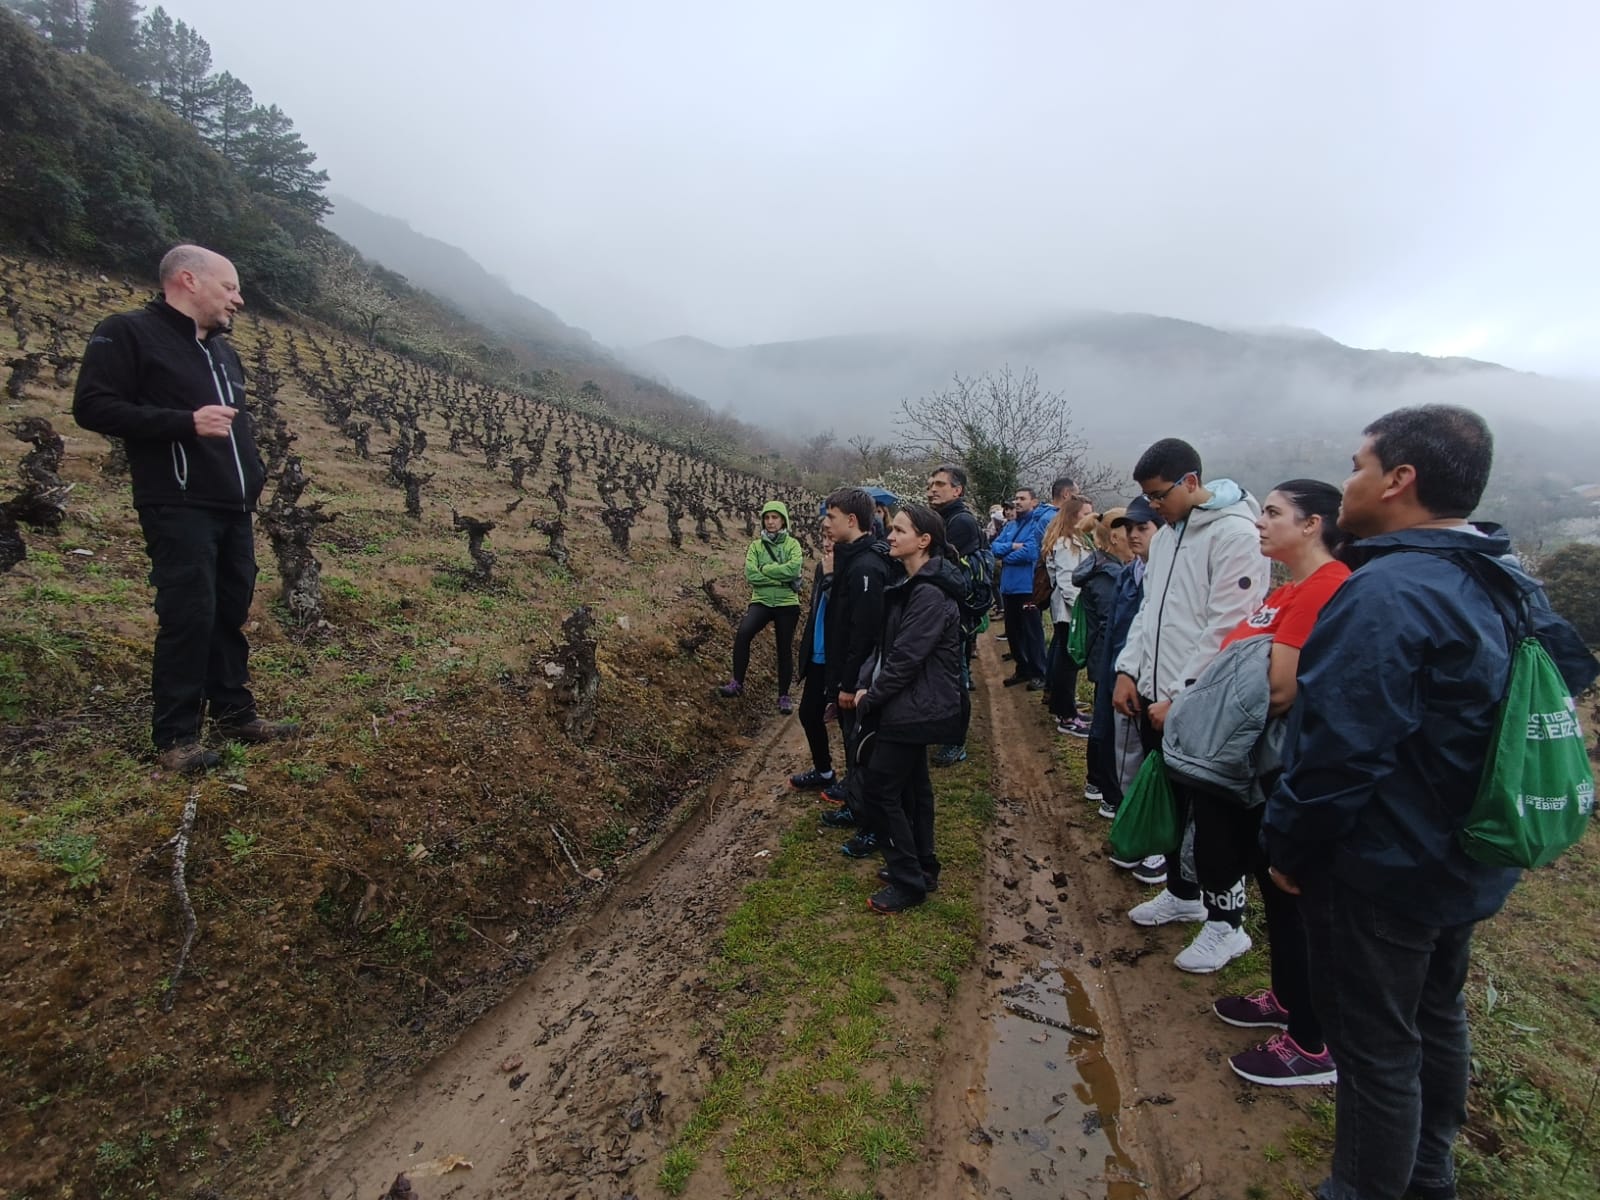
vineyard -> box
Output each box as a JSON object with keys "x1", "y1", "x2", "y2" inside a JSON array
[{"x1": 0, "y1": 252, "x2": 817, "y2": 1196}]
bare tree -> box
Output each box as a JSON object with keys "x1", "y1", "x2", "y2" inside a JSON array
[{"x1": 896, "y1": 365, "x2": 1116, "y2": 506}]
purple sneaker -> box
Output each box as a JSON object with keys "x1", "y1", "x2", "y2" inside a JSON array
[
  {"x1": 1229, "y1": 1032, "x2": 1337, "y2": 1087},
  {"x1": 715, "y1": 679, "x2": 743, "y2": 698},
  {"x1": 777, "y1": 693, "x2": 793, "y2": 715},
  {"x1": 1212, "y1": 988, "x2": 1290, "y2": 1030}
]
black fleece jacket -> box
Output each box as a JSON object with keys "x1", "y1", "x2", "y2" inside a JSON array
[
  {"x1": 73, "y1": 299, "x2": 266, "y2": 512},
  {"x1": 824, "y1": 533, "x2": 892, "y2": 697}
]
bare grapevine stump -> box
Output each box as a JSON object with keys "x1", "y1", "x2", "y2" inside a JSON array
[
  {"x1": 258, "y1": 455, "x2": 336, "y2": 626},
  {"x1": 401, "y1": 469, "x2": 434, "y2": 519},
  {"x1": 553, "y1": 606, "x2": 600, "y2": 741},
  {"x1": 452, "y1": 510, "x2": 497, "y2": 585},
  {"x1": 6, "y1": 417, "x2": 70, "y2": 530},
  {"x1": 599, "y1": 503, "x2": 645, "y2": 553},
  {"x1": 532, "y1": 513, "x2": 569, "y2": 566}
]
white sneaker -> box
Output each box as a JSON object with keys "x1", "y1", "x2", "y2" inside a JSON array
[
  {"x1": 1128, "y1": 888, "x2": 1207, "y2": 927},
  {"x1": 1084, "y1": 784, "x2": 1104, "y2": 802},
  {"x1": 1174, "y1": 921, "x2": 1253, "y2": 973}
]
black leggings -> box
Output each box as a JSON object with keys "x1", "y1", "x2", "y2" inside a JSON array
[
  {"x1": 1192, "y1": 791, "x2": 1323, "y2": 1052},
  {"x1": 731, "y1": 603, "x2": 799, "y2": 694},
  {"x1": 856, "y1": 739, "x2": 939, "y2": 895},
  {"x1": 1048, "y1": 621, "x2": 1081, "y2": 718},
  {"x1": 798, "y1": 659, "x2": 833, "y2": 773}
]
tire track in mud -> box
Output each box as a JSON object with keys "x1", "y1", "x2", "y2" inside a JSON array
[
  {"x1": 919, "y1": 633, "x2": 1322, "y2": 1200},
  {"x1": 264, "y1": 710, "x2": 811, "y2": 1200}
]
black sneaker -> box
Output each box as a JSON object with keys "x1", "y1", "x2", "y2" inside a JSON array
[
  {"x1": 213, "y1": 716, "x2": 299, "y2": 743},
  {"x1": 1025, "y1": 677, "x2": 1047, "y2": 691},
  {"x1": 878, "y1": 867, "x2": 939, "y2": 893},
  {"x1": 931, "y1": 745, "x2": 967, "y2": 768},
  {"x1": 868, "y1": 884, "x2": 924, "y2": 914},
  {"x1": 1002, "y1": 674, "x2": 1027, "y2": 687},
  {"x1": 820, "y1": 806, "x2": 859, "y2": 829},
  {"x1": 822, "y1": 779, "x2": 849, "y2": 804},
  {"x1": 840, "y1": 832, "x2": 879, "y2": 858},
  {"x1": 789, "y1": 768, "x2": 835, "y2": 790}
]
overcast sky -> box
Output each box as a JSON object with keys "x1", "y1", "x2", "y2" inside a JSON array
[{"x1": 159, "y1": 0, "x2": 1597, "y2": 376}]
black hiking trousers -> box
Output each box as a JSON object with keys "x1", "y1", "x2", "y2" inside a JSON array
[
  {"x1": 731, "y1": 602, "x2": 799, "y2": 695},
  {"x1": 137, "y1": 504, "x2": 258, "y2": 750},
  {"x1": 797, "y1": 658, "x2": 833, "y2": 774},
  {"x1": 856, "y1": 738, "x2": 939, "y2": 896}
]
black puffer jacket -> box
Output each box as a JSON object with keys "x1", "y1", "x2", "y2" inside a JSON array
[
  {"x1": 856, "y1": 557, "x2": 966, "y2": 744},
  {"x1": 73, "y1": 299, "x2": 266, "y2": 512}
]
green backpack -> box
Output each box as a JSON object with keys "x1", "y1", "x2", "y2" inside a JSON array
[{"x1": 1461, "y1": 634, "x2": 1595, "y2": 869}]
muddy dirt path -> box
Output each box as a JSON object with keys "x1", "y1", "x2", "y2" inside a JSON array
[
  {"x1": 920, "y1": 632, "x2": 1325, "y2": 1200},
  {"x1": 262, "y1": 629, "x2": 1325, "y2": 1200},
  {"x1": 265, "y1": 712, "x2": 818, "y2": 1200}
]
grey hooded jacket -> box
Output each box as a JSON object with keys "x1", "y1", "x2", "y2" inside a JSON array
[{"x1": 1162, "y1": 633, "x2": 1285, "y2": 807}]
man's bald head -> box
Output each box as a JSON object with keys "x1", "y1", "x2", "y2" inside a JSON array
[{"x1": 159, "y1": 244, "x2": 243, "y2": 334}]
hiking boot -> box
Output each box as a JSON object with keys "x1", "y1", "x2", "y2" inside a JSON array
[
  {"x1": 157, "y1": 742, "x2": 221, "y2": 774},
  {"x1": 822, "y1": 779, "x2": 849, "y2": 804},
  {"x1": 1002, "y1": 674, "x2": 1026, "y2": 687},
  {"x1": 931, "y1": 745, "x2": 967, "y2": 768},
  {"x1": 819, "y1": 806, "x2": 860, "y2": 829},
  {"x1": 777, "y1": 693, "x2": 793, "y2": 715},
  {"x1": 213, "y1": 716, "x2": 299, "y2": 743},
  {"x1": 715, "y1": 679, "x2": 743, "y2": 698},
  {"x1": 868, "y1": 883, "x2": 924, "y2": 914},
  {"x1": 1228, "y1": 1032, "x2": 1336, "y2": 1087},
  {"x1": 1130, "y1": 854, "x2": 1169, "y2": 885},
  {"x1": 789, "y1": 768, "x2": 835, "y2": 791},
  {"x1": 1175, "y1": 921, "x2": 1253, "y2": 973},
  {"x1": 1025, "y1": 677, "x2": 1048, "y2": 691},
  {"x1": 840, "y1": 832, "x2": 879, "y2": 858},
  {"x1": 1001, "y1": 652, "x2": 1014, "y2": 661},
  {"x1": 1213, "y1": 988, "x2": 1291, "y2": 1030},
  {"x1": 1128, "y1": 887, "x2": 1206, "y2": 927},
  {"x1": 878, "y1": 867, "x2": 938, "y2": 892}
]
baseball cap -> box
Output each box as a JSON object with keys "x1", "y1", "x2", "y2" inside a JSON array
[{"x1": 1111, "y1": 496, "x2": 1164, "y2": 528}]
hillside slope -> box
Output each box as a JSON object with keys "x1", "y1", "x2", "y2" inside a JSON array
[{"x1": 0, "y1": 252, "x2": 812, "y2": 1198}]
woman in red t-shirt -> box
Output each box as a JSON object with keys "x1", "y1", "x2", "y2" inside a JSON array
[{"x1": 1180, "y1": 480, "x2": 1351, "y2": 1088}]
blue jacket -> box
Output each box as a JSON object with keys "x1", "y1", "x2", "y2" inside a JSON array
[
  {"x1": 1263, "y1": 526, "x2": 1599, "y2": 927},
  {"x1": 991, "y1": 505, "x2": 1048, "y2": 595}
]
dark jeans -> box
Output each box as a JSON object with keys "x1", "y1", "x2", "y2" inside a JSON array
[
  {"x1": 797, "y1": 659, "x2": 833, "y2": 773},
  {"x1": 856, "y1": 738, "x2": 938, "y2": 895},
  {"x1": 137, "y1": 504, "x2": 258, "y2": 750},
  {"x1": 1302, "y1": 885, "x2": 1475, "y2": 1200},
  {"x1": 1002, "y1": 592, "x2": 1046, "y2": 679},
  {"x1": 731, "y1": 603, "x2": 799, "y2": 694},
  {"x1": 1190, "y1": 795, "x2": 1322, "y2": 1050},
  {"x1": 1047, "y1": 621, "x2": 1081, "y2": 718}
]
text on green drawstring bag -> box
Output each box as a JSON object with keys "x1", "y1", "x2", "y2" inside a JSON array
[{"x1": 1460, "y1": 636, "x2": 1596, "y2": 869}]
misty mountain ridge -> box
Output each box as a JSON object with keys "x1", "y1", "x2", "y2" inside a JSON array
[{"x1": 325, "y1": 194, "x2": 605, "y2": 367}]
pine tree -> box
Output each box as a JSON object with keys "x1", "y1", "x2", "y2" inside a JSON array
[
  {"x1": 207, "y1": 70, "x2": 254, "y2": 164},
  {"x1": 21, "y1": 0, "x2": 87, "y2": 50},
  {"x1": 169, "y1": 19, "x2": 216, "y2": 127},
  {"x1": 84, "y1": 0, "x2": 142, "y2": 80},
  {"x1": 237, "y1": 103, "x2": 331, "y2": 217},
  {"x1": 138, "y1": 3, "x2": 172, "y2": 98}
]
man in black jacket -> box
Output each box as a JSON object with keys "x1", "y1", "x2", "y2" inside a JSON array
[
  {"x1": 926, "y1": 463, "x2": 981, "y2": 766},
  {"x1": 74, "y1": 245, "x2": 296, "y2": 773},
  {"x1": 818, "y1": 486, "x2": 892, "y2": 840}
]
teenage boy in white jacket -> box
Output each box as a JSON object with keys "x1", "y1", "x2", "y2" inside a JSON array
[{"x1": 1112, "y1": 439, "x2": 1269, "y2": 959}]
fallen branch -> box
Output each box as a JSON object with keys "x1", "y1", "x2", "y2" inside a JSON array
[
  {"x1": 160, "y1": 788, "x2": 200, "y2": 1013},
  {"x1": 550, "y1": 822, "x2": 586, "y2": 877}
]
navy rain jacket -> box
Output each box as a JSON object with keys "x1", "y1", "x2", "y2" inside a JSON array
[{"x1": 1263, "y1": 526, "x2": 1599, "y2": 927}]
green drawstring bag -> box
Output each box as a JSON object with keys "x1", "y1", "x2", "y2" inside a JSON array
[
  {"x1": 1460, "y1": 636, "x2": 1596, "y2": 869},
  {"x1": 1065, "y1": 592, "x2": 1089, "y2": 667},
  {"x1": 1110, "y1": 750, "x2": 1179, "y2": 860}
]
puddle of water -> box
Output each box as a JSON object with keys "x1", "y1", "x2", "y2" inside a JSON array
[{"x1": 982, "y1": 961, "x2": 1145, "y2": 1199}]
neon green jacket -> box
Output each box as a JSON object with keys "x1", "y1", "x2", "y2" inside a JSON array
[{"x1": 745, "y1": 499, "x2": 804, "y2": 607}]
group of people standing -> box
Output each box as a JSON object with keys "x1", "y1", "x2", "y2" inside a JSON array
[{"x1": 720, "y1": 407, "x2": 1596, "y2": 1200}]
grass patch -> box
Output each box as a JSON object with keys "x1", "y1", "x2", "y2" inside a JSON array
[{"x1": 658, "y1": 751, "x2": 995, "y2": 1195}]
